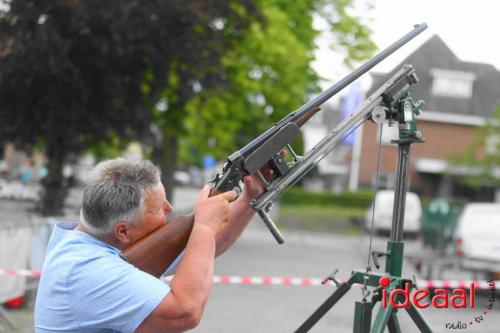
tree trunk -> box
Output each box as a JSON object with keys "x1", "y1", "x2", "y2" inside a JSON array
[
  {"x1": 154, "y1": 72, "x2": 190, "y2": 204},
  {"x1": 157, "y1": 130, "x2": 179, "y2": 203},
  {"x1": 40, "y1": 153, "x2": 67, "y2": 216}
]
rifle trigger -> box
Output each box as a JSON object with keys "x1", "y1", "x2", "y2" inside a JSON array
[{"x1": 210, "y1": 172, "x2": 222, "y2": 184}]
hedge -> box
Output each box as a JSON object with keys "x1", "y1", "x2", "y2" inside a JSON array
[{"x1": 279, "y1": 187, "x2": 373, "y2": 208}]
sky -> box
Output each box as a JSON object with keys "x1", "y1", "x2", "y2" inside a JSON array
[{"x1": 313, "y1": 0, "x2": 500, "y2": 92}]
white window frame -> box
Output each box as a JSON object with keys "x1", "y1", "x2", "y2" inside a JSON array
[{"x1": 430, "y1": 68, "x2": 476, "y2": 99}]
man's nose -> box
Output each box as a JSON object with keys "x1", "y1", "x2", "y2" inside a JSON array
[{"x1": 164, "y1": 201, "x2": 173, "y2": 214}]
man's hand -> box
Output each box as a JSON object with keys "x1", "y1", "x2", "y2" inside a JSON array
[
  {"x1": 240, "y1": 174, "x2": 264, "y2": 199},
  {"x1": 194, "y1": 186, "x2": 238, "y2": 236}
]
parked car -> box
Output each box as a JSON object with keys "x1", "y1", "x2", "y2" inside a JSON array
[
  {"x1": 453, "y1": 203, "x2": 500, "y2": 278},
  {"x1": 365, "y1": 190, "x2": 423, "y2": 235}
]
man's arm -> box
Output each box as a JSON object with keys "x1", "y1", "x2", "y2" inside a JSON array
[
  {"x1": 215, "y1": 175, "x2": 263, "y2": 256},
  {"x1": 137, "y1": 188, "x2": 237, "y2": 332}
]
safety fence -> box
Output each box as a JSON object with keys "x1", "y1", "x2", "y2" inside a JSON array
[{"x1": 1, "y1": 269, "x2": 497, "y2": 290}]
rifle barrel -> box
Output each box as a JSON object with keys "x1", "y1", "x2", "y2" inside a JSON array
[
  {"x1": 296, "y1": 23, "x2": 427, "y2": 112},
  {"x1": 239, "y1": 23, "x2": 427, "y2": 157}
]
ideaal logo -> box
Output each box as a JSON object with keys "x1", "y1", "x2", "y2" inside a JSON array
[
  {"x1": 444, "y1": 279, "x2": 496, "y2": 330},
  {"x1": 379, "y1": 276, "x2": 475, "y2": 309},
  {"x1": 378, "y1": 277, "x2": 496, "y2": 330}
]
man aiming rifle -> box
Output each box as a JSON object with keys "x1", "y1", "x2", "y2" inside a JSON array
[
  {"x1": 34, "y1": 23, "x2": 427, "y2": 332},
  {"x1": 34, "y1": 158, "x2": 266, "y2": 332}
]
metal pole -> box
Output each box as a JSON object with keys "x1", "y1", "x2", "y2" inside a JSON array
[
  {"x1": 294, "y1": 276, "x2": 356, "y2": 333},
  {"x1": 292, "y1": 24, "x2": 427, "y2": 113},
  {"x1": 406, "y1": 302, "x2": 434, "y2": 333},
  {"x1": 390, "y1": 143, "x2": 411, "y2": 242}
]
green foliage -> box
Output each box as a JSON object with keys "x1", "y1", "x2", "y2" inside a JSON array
[
  {"x1": 0, "y1": 0, "x2": 257, "y2": 213},
  {"x1": 180, "y1": 0, "x2": 376, "y2": 165},
  {"x1": 0, "y1": 0, "x2": 376, "y2": 212},
  {"x1": 449, "y1": 105, "x2": 500, "y2": 187},
  {"x1": 278, "y1": 204, "x2": 365, "y2": 234},
  {"x1": 279, "y1": 204, "x2": 366, "y2": 220},
  {"x1": 86, "y1": 130, "x2": 127, "y2": 160},
  {"x1": 323, "y1": 0, "x2": 376, "y2": 67},
  {"x1": 277, "y1": 183, "x2": 372, "y2": 234},
  {"x1": 280, "y1": 187, "x2": 373, "y2": 208}
]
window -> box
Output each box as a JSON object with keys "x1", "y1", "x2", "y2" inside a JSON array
[{"x1": 431, "y1": 69, "x2": 476, "y2": 98}]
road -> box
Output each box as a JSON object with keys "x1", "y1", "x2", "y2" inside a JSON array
[
  {"x1": 0, "y1": 187, "x2": 498, "y2": 332},
  {"x1": 172, "y1": 187, "x2": 499, "y2": 332},
  {"x1": 193, "y1": 222, "x2": 500, "y2": 332}
]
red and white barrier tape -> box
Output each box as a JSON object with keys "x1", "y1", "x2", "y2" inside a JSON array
[
  {"x1": 0, "y1": 269, "x2": 41, "y2": 277},
  {"x1": 208, "y1": 276, "x2": 496, "y2": 290},
  {"x1": 416, "y1": 279, "x2": 496, "y2": 290},
  {"x1": 3, "y1": 269, "x2": 495, "y2": 290}
]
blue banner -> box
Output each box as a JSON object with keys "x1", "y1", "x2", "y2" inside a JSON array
[{"x1": 340, "y1": 82, "x2": 363, "y2": 146}]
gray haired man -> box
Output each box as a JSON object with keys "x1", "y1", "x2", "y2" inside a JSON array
[{"x1": 35, "y1": 158, "x2": 263, "y2": 332}]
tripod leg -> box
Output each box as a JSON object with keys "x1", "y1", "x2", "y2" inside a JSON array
[
  {"x1": 353, "y1": 301, "x2": 373, "y2": 333},
  {"x1": 370, "y1": 303, "x2": 393, "y2": 333},
  {"x1": 295, "y1": 277, "x2": 355, "y2": 333},
  {"x1": 405, "y1": 303, "x2": 433, "y2": 333},
  {"x1": 387, "y1": 311, "x2": 401, "y2": 333}
]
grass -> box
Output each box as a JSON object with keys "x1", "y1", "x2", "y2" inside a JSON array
[{"x1": 277, "y1": 204, "x2": 366, "y2": 235}]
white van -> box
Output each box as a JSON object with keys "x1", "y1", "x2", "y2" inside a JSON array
[
  {"x1": 365, "y1": 190, "x2": 423, "y2": 234},
  {"x1": 454, "y1": 203, "x2": 500, "y2": 274}
]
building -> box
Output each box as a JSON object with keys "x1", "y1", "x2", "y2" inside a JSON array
[
  {"x1": 362, "y1": 35, "x2": 500, "y2": 202},
  {"x1": 305, "y1": 35, "x2": 500, "y2": 202}
]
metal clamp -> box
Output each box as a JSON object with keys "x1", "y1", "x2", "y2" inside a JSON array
[
  {"x1": 321, "y1": 269, "x2": 340, "y2": 286},
  {"x1": 371, "y1": 251, "x2": 388, "y2": 270}
]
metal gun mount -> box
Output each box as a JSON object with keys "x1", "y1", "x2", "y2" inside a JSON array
[
  {"x1": 293, "y1": 65, "x2": 431, "y2": 333},
  {"x1": 251, "y1": 65, "x2": 424, "y2": 243}
]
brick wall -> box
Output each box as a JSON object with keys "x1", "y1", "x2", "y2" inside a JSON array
[{"x1": 357, "y1": 120, "x2": 479, "y2": 192}]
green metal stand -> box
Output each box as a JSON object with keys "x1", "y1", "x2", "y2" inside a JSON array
[
  {"x1": 295, "y1": 139, "x2": 434, "y2": 333},
  {"x1": 295, "y1": 75, "x2": 434, "y2": 332}
]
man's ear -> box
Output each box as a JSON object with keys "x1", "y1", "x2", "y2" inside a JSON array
[{"x1": 113, "y1": 221, "x2": 131, "y2": 244}]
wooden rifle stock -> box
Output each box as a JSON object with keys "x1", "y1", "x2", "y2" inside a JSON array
[
  {"x1": 121, "y1": 214, "x2": 194, "y2": 278},
  {"x1": 121, "y1": 188, "x2": 223, "y2": 277}
]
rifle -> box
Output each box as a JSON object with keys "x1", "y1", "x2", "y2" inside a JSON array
[{"x1": 121, "y1": 23, "x2": 428, "y2": 277}]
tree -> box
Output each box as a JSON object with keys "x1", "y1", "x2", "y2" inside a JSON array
[
  {"x1": 450, "y1": 106, "x2": 500, "y2": 189},
  {"x1": 178, "y1": 0, "x2": 376, "y2": 170},
  {"x1": 0, "y1": 0, "x2": 375, "y2": 214},
  {"x1": 0, "y1": 0, "x2": 257, "y2": 214}
]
